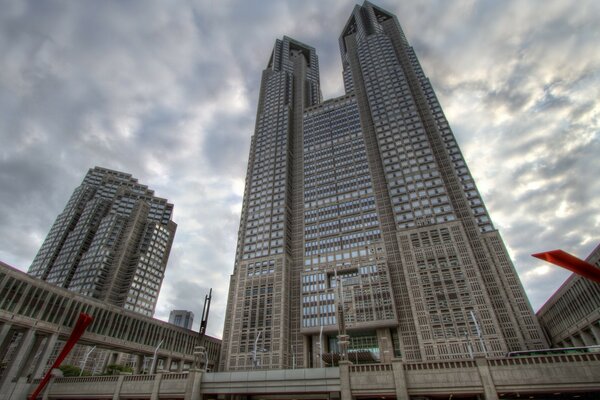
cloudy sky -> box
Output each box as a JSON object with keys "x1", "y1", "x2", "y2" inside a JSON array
[{"x1": 1, "y1": 0, "x2": 598, "y2": 338}]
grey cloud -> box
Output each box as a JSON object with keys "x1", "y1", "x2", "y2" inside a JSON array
[{"x1": 201, "y1": 113, "x2": 253, "y2": 176}]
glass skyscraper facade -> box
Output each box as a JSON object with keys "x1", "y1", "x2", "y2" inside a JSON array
[
  {"x1": 29, "y1": 166, "x2": 176, "y2": 317},
  {"x1": 220, "y1": 2, "x2": 546, "y2": 370}
]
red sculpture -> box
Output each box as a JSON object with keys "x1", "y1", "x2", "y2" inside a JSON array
[
  {"x1": 29, "y1": 312, "x2": 94, "y2": 400},
  {"x1": 532, "y1": 249, "x2": 600, "y2": 283}
]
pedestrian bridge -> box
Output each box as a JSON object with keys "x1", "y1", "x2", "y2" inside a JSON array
[
  {"x1": 0, "y1": 261, "x2": 220, "y2": 398},
  {"x1": 37, "y1": 354, "x2": 600, "y2": 399}
]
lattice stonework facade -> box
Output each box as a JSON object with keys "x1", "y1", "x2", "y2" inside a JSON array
[{"x1": 220, "y1": 1, "x2": 546, "y2": 371}]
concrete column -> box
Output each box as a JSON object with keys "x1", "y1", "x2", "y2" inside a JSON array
[
  {"x1": 176, "y1": 359, "x2": 184, "y2": 372},
  {"x1": 134, "y1": 354, "x2": 144, "y2": 374},
  {"x1": 151, "y1": 372, "x2": 163, "y2": 400},
  {"x1": 165, "y1": 356, "x2": 173, "y2": 372},
  {"x1": 0, "y1": 323, "x2": 13, "y2": 346},
  {"x1": 0, "y1": 329, "x2": 35, "y2": 398},
  {"x1": 391, "y1": 359, "x2": 409, "y2": 400},
  {"x1": 42, "y1": 375, "x2": 56, "y2": 400},
  {"x1": 571, "y1": 335, "x2": 584, "y2": 347},
  {"x1": 377, "y1": 328, "x2": 393, "y2": 363},
  {"x1": 32, "y1": 333, "x2": 59, "y2": 379},
  {"x1": 590, "y1": 323, "x2": 600, "y2": 344},
  {"x1": 115, "y1": 351, "x2": 126, "y2": 365},
  {"x1": 184, "y1": 370, "x2": 203, "y2": 400},
  {"x1": 103, "y1": 351, "x2": 118, "y2": 374},
  {"x1": 0, "y1": 323, "x2": 13, "y2": 359},
  {"x1": 475, "y1": 357, "x2": 498, "y2": 400},
  {"x1": 580, "y1": 330, "x2": 595, "y2": 347},
  {"x1": 112, "y1": 375, "x2": 125, "y2": 400},
  {"x1": 303, "y1": 335, "x2": 311, "y2": 368},
  {"x1": 338, "y1": 360, "x2": 352, "y2": 400},
  {"x1": 8, "y1": 376, "x2": 32, "y2": 400}
]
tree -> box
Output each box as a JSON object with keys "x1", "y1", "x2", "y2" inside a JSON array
[{"x1": 59, "y1": 364, "x2": 85, "y2": 377}]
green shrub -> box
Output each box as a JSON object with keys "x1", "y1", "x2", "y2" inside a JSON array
[
  {"x1": 58, "y1": 364, "x2": 90, "y2": 377},
  {"x1": 106, "y1": 364, "x2": 133, "y2": 375}
]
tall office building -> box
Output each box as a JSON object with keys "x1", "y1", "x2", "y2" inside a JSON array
[
  {"x1": 169, "y1": 310, "x2": 195, "y2": 330},
  {"x1": 220, "y1": 2, "x2": 546, "y2": 370},
  {"x1": 28, "y1": 166, "x2": 176, "y2": 317}
]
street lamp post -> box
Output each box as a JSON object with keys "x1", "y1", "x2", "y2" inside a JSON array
[
  {"x1": 149, "y1": 339, "x2": 164, "y2": 374},
  {"x1": 469, "y1": 310, "x2": 487, "y2": 357},
  {"x1": 252, "y1": 331, "x2": 267, "y2": 368},
  {"x1": 319, "y1": 325, "x2": 324, "y2": 368},
  {"x1": 79, "y1": 346, "x2": 96, "y2": 376},
  {"x1": 291, "y1": 344, "x2": 296, "y2": 369}
]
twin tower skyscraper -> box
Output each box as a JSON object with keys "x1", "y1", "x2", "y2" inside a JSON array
[
  {"x1": 27, "y1": 1, "x2": 547, "y2": 372},
  {"x1": 220, "y1": 2, "x2": 547, "y2": 370}
]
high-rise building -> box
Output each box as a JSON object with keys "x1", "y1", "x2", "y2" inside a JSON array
[
  {"x1": 537, "y1": 243, "x2": 600, "y2": 348},
  {"x1": 220, "y1": 2, "x2": 547, "y2": 371},
  {"x1": 28, "y1": 166, "x2": 176, "y2": 317},
  {"x1": 169, "y1": 310, "x2": 195, "y2": 330}
]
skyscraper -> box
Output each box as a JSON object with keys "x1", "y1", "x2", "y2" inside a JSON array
[
  {"x1": 169, "y1": 310, "x2": 195, "y2": 330},
  {"x1": 220, "y1": 2, "x2": 546, "y2": 370},
  {"x1": 28, "y1": 166, "x2": 176, "y2": 317}
]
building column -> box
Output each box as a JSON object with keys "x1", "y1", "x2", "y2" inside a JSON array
[
  {"x1": 134, "y1": 354, "x2": 144, "y2": 374},
  {"x1": 42, "y1": 369, "x2": 62, "y2": 400},
  {"x1": 590, "y1": 324, "x2": 600, "y2": 344},
  {"x1": 114, "y1": 351, "x2": 126, "y2": 365},
  {"x1": 391, "y1": 358, "x2": 409, "y2": 400},
  {"x1": 151, "y1": 373, "x2": 163, "y2": 400},
  {"x1": 165, "y1": 356, "x2": 173, "y2": 372},
  {"x1": 101, "y1": 351, "x2": 118, "y2": 374},
  {"x1": 0, "y1": 328, "x2": 36, "y2": 395},
  {"x1": 377, "y1": 329, "x2": 393, "y2": 364},
  {"x1": 0, "y1": 323, "x2": 13, "y2": 347},
  {"x1": 184, "y1": 370, "x2": 203, "y2": 400},
  {"x1": 176, "y1": 359, "x2": 184, "y2": 372},
  {"x1": 303, "y1": 335, "x2": 311, "y2": 368},
  {"x1": 338, "y1": 360, "x2": 352, "y2": 400},
  {"x1": 112, "y1": 375, "x2": 125, "y2": 400},
  {"x1": 571, "y1": 334, "x2": 584, "y2": 347},
  {"x1": 475, "y1": 357, "x2": 499, "y2": 400},
  {"x1": 580, "y1": 330, "x2": 595, "y2": 347},
  {"x1": 32, "y1": 333, "x2": 59, "y2": 379},
  {"x1": 0, "y1": 323, "x2": 13, "y2": 365}
]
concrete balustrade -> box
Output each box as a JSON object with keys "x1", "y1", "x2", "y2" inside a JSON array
[{"x1": 37, "y1": 354, "x2": 600, "y2": 399}]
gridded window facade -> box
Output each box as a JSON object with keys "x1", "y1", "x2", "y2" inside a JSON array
[
  {"x1": 301, "y1": 96, "x2": 396, "y2": 335},
  {"x1": 28, "y1": 166, "x2": 176, "y2": 317},
  {"x1": 303, "y1": 96, "x2": 381, "y2": 257},
  {"x1": 221, "y1": 37, "x2": 321, "y2": 371},
  {"x1": 222, "y1": 2, "x2": 548, "y2": 370},
  {"x1": 356, "y1": 32, "x2": 457, "y2": 230}
]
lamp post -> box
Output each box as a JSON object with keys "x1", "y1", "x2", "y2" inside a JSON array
[
  {"x1": 469, "y1": 310, "x2": 487, "y2": 357},
  {"x1": 291, "y1": 344, "x2": 296, "y2": 369},
  {"x1": 464, "y1": 331, "x2": 474, "y2": 359},
  {"x1": 252, "y1": 331, "x2": 267, "y2": 368},
  {"x1": 79, "y1": 346, "x2": 96, "y2": 376},
  {"x1": 149, "y1": 339, "x2": 164, "y2": 374}
]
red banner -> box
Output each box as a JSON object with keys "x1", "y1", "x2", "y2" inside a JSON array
[{"x1": 29, "y1": 312, "x2": 93, "y2": 400}]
